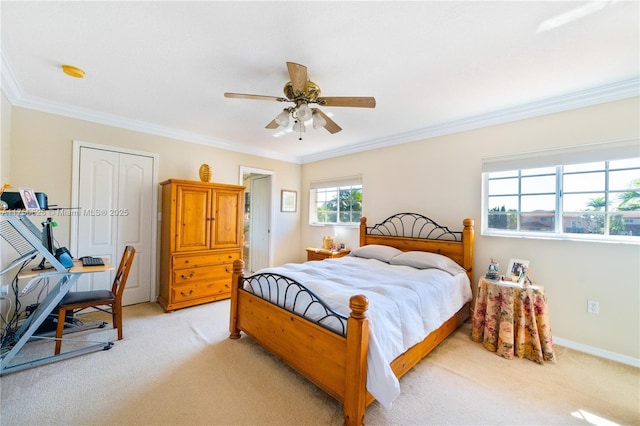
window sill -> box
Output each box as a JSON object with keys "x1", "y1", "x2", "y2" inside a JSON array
[
  {"x1": 309, "y1": 223, "x2": 360, "y2": 229},
  {"x1": 481, "y1": 230, "x2": 640, "y2": 245}
]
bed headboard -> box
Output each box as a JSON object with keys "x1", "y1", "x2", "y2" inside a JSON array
[{"x1": 359, "y1": 213, "x2": 475, "y2": 283}]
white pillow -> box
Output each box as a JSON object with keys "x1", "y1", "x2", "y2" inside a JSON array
[
  {"x1": 389, "y1": 251, "x2": 466, "y2": 276},
  {"x1": 350, "y1": 244, "x2": 403, "y2": 263}
]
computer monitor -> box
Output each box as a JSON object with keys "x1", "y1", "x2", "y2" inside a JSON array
[{"x1": 34, "y1": 218, "x2": 55, "y2": 270}]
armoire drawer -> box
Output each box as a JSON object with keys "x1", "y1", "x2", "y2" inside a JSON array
[
  {"x1": 172, "y1": 280, "x2": 231, "y2": 303},
  {"x1": 172, "y1": 264, "x2": 232, "y2": 285},
  {"x1": 172, "y1": 251, "x2": 240, "y2": 269}
]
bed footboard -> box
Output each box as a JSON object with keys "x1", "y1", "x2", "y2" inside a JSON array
[{"x1": 229, "y1": 260, "x2": 370, "y2": 426}]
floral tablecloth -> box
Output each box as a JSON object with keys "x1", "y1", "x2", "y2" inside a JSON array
[{"x1": 471, "y1": 277, "x2": 556, "y2": 364}]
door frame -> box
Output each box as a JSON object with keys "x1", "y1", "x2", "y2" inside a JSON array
[
  {"x1": 239, "y1": 166, "x2": 274, "y2": 270},
  {"x1": 70, "y1": 140, "x2": 159, "y2": 302}
]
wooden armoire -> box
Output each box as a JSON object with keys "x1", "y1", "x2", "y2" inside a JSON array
[{"x1": 159, "y1": 179, "x2": 244, "y2": 312}]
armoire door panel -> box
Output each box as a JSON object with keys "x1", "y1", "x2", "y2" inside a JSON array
[
  {"x1": 175, "y1": 186, "x2": 211, "y2": 251},
  {"x1": 213, "y1": 191, "x2": 241, "y2": 248}
]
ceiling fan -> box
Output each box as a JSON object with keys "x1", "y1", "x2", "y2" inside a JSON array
[{"x1": 224, "y1": 62, "x2": 376, "y2": 138}]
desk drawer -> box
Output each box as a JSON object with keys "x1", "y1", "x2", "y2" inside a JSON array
[{"x1": 172, "y1": 251, "x2": 240, "y2": 269}]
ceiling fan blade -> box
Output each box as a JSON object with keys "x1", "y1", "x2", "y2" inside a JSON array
[
  {"x1": 318, "y1": 97, "x2": 376, "y2": 108},
  {"x1": 265, "y1": 119, "x2": 279, "y2": 129},
  {"x1": 286, "y1": 62, "x2": 308, "y2": 94},
  {"x1": 315, "y1": 109, "x2": 342, "y2": 134},
  {"x1": 224, "y1": 92, "x2": 288, "y2": 102}
]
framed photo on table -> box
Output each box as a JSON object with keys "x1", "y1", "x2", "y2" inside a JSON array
[
  {"x1": 507, "y1": 258, "x2": 529, "y2": 283},
  {"x1": 19, "y1": 187, "x2": 40, "y2": 210},
  {"x1": 280, "y1": 190, "x2": 297, "y2": 212}
]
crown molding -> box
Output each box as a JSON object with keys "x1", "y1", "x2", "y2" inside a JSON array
[
  {"x1": 2, "y1": 48, "x2": 637, "y2": 165},
  {"x1": 0, "y1": 51, "x2": 299, "y2": 164},
  {"x1": 300, "y1": 77, "x2": 640, "y2": 163},
  {"x1": 1, "y1": 52, "x2": 23, "y2": 103}
]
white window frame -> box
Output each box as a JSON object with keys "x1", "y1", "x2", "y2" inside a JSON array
[
  {"x1": 481, "y1": 138, "x2": 640, "y2": 243},
  {"x1": 309, "y1": 175, "x2": 362, "y2": 226}
]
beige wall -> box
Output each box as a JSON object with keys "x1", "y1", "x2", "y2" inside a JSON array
[
  {"x1": 302, "y1": 97, "x2": 640, "y2": 363},
  {"x1": 5, "y1": 106, "x2": 301, "y2": 271}
]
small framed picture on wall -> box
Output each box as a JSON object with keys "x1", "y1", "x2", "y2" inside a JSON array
[{"x1": 280, "y1": 190, "x2": 297, "y2": 213}]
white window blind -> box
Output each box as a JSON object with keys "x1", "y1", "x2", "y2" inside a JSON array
[
  {"x1": 309, "y1": 175, "x2": 362, "y2": 189},
  {"x1": 482, "y1": 138, "x2": 639, "y2": 173}
]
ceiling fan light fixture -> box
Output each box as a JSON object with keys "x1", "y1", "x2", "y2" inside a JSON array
[
  {"x1": 224, "y1": 62, "x2": 375, "y2": 139},
  {"x1": 275, "y1": 109, "x2": 290, "y2": 127},
  {"x1": 296, "y1": 102, "x2": 312, "y2": 121},
  {"x1": 312, "y1": 110, "x2": 327, "y2": 129}
]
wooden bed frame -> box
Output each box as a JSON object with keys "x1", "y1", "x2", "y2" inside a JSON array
[{"x1": 229, "y1": 214, "x2": 474, "y2": 425}]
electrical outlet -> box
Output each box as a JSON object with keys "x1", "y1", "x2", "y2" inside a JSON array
[
  {"x1": 0, "y1": 285, "x2": 9, "y2": 297},
  {"x1": 587, "y1": 300, "x2": 600, "y2": 314}
]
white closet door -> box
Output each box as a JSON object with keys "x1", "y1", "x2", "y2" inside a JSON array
[
  {"x1": 116, "y1": 153, "x2": 153, "y2": 304},
  {"x1": 75, "y1": 149, "x2": 119, "y2": 293},
  {"x1": 75, "y1": 147, "x2": 154, "y2": 305}
]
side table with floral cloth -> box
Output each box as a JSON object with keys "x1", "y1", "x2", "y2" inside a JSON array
[{"x1": 471, "y1": 277, "x2": 556, "y2": 364}]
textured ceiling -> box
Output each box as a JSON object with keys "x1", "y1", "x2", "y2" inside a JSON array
[{"x1": 1, "y1": 1, "x2": 638, "y2": 163}]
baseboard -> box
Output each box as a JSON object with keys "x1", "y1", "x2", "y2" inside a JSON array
[{"x1": 553, "y1": 336, "x2": 640, "y2": 368}]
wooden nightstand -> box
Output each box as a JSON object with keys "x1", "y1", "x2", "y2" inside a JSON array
[{"x1": 306, "y1": 247, "x2": 351, "y2": 261}]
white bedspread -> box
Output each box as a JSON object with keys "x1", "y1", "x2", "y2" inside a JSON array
[{"x1": 254, "y1": 256, "x2": 472, "y2": 408}]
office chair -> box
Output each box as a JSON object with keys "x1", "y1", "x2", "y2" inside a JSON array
[{"x1": 54, "y1": 246, "x2": 136, "y2": 355}]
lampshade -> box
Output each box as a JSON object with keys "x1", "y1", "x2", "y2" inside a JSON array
[
  {"x1": 312, "y1": 110, "x2": 327, "y2": 129},
  {"x1": 297, "y1": 102, "x2": 312, "y2": 121},
  {"x1": 275, "y1": 109, "x2": 290, "y2": 127}
]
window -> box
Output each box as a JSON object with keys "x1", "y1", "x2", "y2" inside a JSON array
[
  {"x1": 482, "y1": 139, "x2": 640, "y2": 242},
  {"x1": 309, "y1": 176, "x2": 362, "y2": 225}
]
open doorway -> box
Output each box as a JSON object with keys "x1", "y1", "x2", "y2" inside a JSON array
[{"x1": 240, "y1": 167, "x2": 273, "y2": 273}]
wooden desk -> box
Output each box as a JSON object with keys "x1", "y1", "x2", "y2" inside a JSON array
[
  {"x1": 18, "y1": 258, "x2": 113, "y2": 277},
  {"x1": 17, "y1": 259, "x2": 114, "y2": 293},
  {"x1": 471, "y1": 277, "x2": 555, "y2": 364}
]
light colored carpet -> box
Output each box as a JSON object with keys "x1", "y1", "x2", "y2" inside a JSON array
[{"x1": 1, "y1": 300, "x2": 638, "y2": 425}]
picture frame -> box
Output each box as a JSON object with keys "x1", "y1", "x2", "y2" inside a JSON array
[
  {"x1": 280, "y1": 189, "x2": 297, "y2": 213},
  {"x1": 19, "y1": 187, "x2": 40, "y2": 210},
  {"x1": 506, "y1": 258, "x2": 530, "y2": 283}
]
